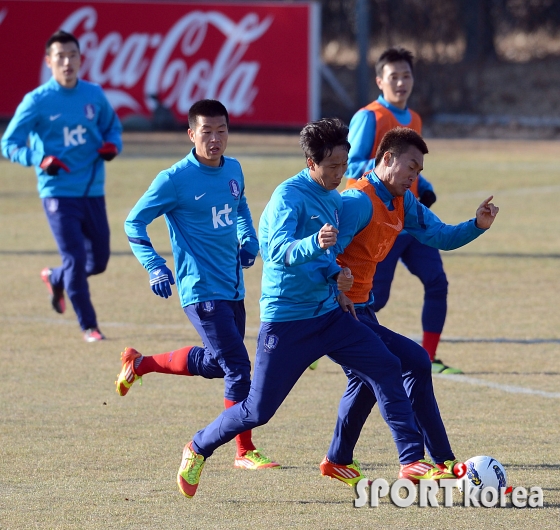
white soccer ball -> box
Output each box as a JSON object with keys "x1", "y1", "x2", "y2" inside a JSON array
[{"x1": 458, "y1": 455, "x2": 507, "y2": 494}]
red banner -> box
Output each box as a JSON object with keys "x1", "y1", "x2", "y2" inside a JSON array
[{"x1": 0, "y1": 0, "x2": 320, "y2": 127}]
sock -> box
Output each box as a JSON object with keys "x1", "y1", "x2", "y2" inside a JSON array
[
  {"x1": 135, "y1": 346, "x2": 193, "y2": 377},
  {"x1": 224, "y1": 398, "x2": 256, "y2": 456},
  {"x1": 422, "y1": 331, "x2": 441, "y2": 362}
]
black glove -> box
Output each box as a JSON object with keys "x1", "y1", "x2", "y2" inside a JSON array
[
  {"x1": 97, "y1": 142, "x2": 118, "y2": 161},
  {"x1": 419, "y1": 190, "x2": 437, "y2": 208}
]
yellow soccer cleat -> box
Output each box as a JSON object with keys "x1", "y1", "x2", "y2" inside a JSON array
[
  {"x1": 399, "y1": 459, "x2": 454, "y2": 484},
  {"x1": 234, "y1": 449, "x2": 281, "y2": 470},
  {"x1": 436, "y1": 458, "x2": 461, "y2": 476},
  {"x1": 177, "y1": 441, "x2": 206, "y2": 498},
  {"x1": 432, "y1": 358, "x2": 463, "y2": 374},
  {"x1": 308, "y1": 359, "x2": 320, "y2": 370}
]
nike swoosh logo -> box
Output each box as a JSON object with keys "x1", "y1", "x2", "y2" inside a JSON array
[
  {"x1": 383, "y1": 219, "x2": 403, "y2": 231},
  {"x1": 49, "y1": 114, "x2": 61, "y2": 121},
  {"x1": 311, "y1": 215, "x2": 320, "y2": 219},
  {"x1": 195, "y1": 193, "x2": 206, "y2": 200}
]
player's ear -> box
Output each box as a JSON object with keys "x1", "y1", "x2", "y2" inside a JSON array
[
  {"x1": 382, "y1": 150, "x2": 393, "y2": 166},
  {"x1": 187, "y1": 128, "x2": 195, "y2": 144},
  {"x1": 306, "y1": 157, "x2": 315, "y2": 170},
  {"x1": 375, "y1": 76, "x2": 383, "y2": 90}
]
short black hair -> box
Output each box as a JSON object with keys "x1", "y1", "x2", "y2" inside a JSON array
[
  {"x1": 375, "y1": 127, "x2": 428, "y2": 166},
  {"x1": 299, "y1": 118, "x2": 350, "y2": 165},
  {"x1": 375, "y1": 47, "x2": 414, "y2": 77},
  {"x1": 188, "y1": 99, "x2": 229, "y2": 130},
  {"x1": 45, "y1": 30, "x2": 80, "y2": 54}
]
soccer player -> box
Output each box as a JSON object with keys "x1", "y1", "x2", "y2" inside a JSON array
[
  {"x1": 320, "y1": 127, "x2": 499, "y2": 486},
  {"x1": 174, "y1": 118, "x2": 453, "y2": 499},
  {"x1": 346, "y1": 46, "x2": 457, "y2": 373},
  {"x1": 120, "y1": 99, "x2": 278, "y2": 471},
  {"x1": 1, "y1": 30, "x2": 122, "y2": 342}
]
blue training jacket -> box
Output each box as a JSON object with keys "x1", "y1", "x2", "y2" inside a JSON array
[
  {"x1": 259, "y1": 169, "x2": 343, "y2": 322},
  {"x1": 125, "y1": 148, "x2": 258, "y2": 308},
  {"x1": 1, "y1": 77, "x2": 122, "y2": 198}
]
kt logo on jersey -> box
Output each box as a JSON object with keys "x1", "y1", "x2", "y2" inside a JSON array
[
  {"x1": 64, "y1": 125, "x2": 87, "y2": 147},
  {"x1": 212, "y1": 204, "x2": 233, "y2": 228}
]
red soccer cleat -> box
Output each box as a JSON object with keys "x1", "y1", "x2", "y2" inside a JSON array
[
  {"x1": 83, "y1": 328, "x2": 105, "y2": 343},
  {"x1": 320, "y1": 455, "x2": 364, "y2": 486},
  {"x1": 115, "y1": 347, "x2": 142, "y2": 396}
]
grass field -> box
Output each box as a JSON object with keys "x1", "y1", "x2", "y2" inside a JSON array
[{"x1": 1, "y1": 133, "x2": 559, "y2": 529}]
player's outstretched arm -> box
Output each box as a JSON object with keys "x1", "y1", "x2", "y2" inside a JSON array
[{"x1": 475, "y1": 195, "x2": 499, "y2": 229}]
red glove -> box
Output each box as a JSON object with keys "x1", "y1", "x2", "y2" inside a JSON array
[
  {"x1": 97, "y1": 142, "x2": 118, "y2": 161},
  {"x1": 40, "y1": 156, "x2": 70, "y2": 176}
]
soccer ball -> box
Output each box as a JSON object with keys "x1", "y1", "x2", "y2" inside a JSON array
[{"x1": 458, "y1": 455, "x2": 507, "y2": 495}]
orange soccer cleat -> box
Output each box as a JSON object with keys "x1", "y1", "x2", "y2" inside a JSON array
[{"x1": 115, "y1": 347, "x2": 142, "y2": 396}]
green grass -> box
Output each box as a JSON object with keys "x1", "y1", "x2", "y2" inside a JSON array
[{"x1": 0, "y1": 135, "x2": 559, "y2": 529}]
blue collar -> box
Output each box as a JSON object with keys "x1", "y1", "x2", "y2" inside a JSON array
[
  {"x1": 377, "y1": 95, "x2": 410, "y2": 119},
  {"x1": 187, "y1": 147, "x2": 225, "y2": 173},
  {"x1": 365, "y1": 170, "x2": 395, "y2": 203},
  {"x1": 303, "y1": 168, "x2": 333, "y2": 196}
]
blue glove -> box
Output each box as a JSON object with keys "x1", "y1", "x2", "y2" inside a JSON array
[
  {"x1": 240, "y1": 248, "x2": 257, "y2": 269},
  {"x1": 149, "y1": 266, "x2": 175, "y2": 298}
]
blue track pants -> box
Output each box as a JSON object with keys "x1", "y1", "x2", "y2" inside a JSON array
[
  {"x1": 185, "y1": 300, "x2": 251, "y2": 402},
  {"x1": 192, "y1": 307, "x2": 426, "y2": 464},
  {"x1": 373, "y1": 233, "x2": 448, "y2": 334},
  {"x1": 42, "y1": 196, "x2": 109, "y2": 330},
  {"x1": 326, "y1": 304, "x2": 455, "y2": 465}
]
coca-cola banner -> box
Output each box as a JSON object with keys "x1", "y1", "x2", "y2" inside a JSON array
[{"x1": 0, "y1": 0, "x2": 320, "y2": 127}]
